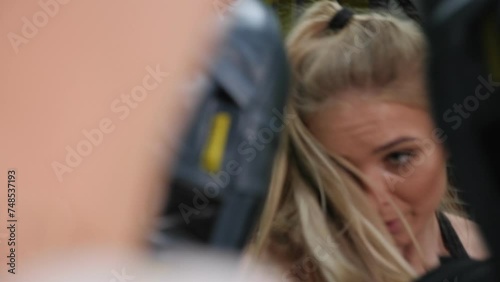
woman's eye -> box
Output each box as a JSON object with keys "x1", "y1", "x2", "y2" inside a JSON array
[{"x1": 385, "y1": 151, "x2": 415, "y2": 166}]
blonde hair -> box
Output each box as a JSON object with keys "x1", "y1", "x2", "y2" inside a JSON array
[{"x1": 249, "y1": 1, "x2": 463, "y2": 281}]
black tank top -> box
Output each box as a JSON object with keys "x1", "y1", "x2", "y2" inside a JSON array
[{"x1": 437, "y1": 212, "x2": 470, "y2": 263}]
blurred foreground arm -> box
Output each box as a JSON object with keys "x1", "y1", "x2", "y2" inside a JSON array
[{"x1": 0, "y1": 0, "x2": 218, "y2": 280}]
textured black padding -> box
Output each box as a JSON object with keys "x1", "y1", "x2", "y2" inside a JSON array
[
  {"x1": 418, "y1": 0, "x2": 500, "y2": 280},
  {"x1": 415, "y1": 258, "x2": 495, "y2": 282},
  {"x1": 157, "y1": 0, "x2": 290, "y2": 252}
]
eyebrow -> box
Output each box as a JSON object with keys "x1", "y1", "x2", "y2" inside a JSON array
[{"x1": 372, "y1": 137, "x2": 417, "y2": 154}]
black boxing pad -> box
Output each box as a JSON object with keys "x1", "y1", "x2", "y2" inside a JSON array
[
  {"x1": 155, "y1": 0, "x2": 289, "y2": 251},
  {"x1": 417, "y1": 0, "x2": 500, "y2": 280}
]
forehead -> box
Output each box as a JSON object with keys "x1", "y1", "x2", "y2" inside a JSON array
[{"x1": 306, "y1": 94, "x2": 433, "y2": 158}]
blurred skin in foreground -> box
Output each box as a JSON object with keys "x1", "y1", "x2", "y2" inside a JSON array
[{"x1": 0, "y1": 0, "x2": 280, "y2": 281}]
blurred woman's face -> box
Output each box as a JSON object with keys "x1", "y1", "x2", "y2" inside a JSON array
[{"x1": 306, "y1": 84, "x2": 448, "y2": 247}]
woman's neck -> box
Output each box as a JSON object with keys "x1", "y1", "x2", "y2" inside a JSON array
[{"x1": 400, "y1": 214, "x2": 448, "y2": 275}]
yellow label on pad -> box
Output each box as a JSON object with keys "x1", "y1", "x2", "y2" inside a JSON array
[{"x1": 201, "y1": 113, "x2": 232, "y2": 173}]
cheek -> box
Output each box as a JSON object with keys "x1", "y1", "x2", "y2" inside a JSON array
[{"x1": 392, "y1": 152, "x2": 448, "y2": 214}]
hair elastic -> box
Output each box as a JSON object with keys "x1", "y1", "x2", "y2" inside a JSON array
[{"x1": 328, "y1": 8, "x2": 354, "y2": 31}]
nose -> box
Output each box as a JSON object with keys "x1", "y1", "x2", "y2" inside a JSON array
[{"x1": 362, "y1": 167, "x2": 393, "y2": 209}]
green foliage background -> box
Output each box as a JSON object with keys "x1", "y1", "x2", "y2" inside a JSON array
[{"x1": 263, "y1": 0, "x2": 371, "y2": 33}]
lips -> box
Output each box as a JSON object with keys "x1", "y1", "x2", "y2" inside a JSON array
[{"x1": 384, "y1": 218, "x2": 402, "y2": 234}]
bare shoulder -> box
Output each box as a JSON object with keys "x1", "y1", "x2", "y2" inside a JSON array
[{"x1": 444, "y1": 212, "x2": 490, "y2": 260}]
